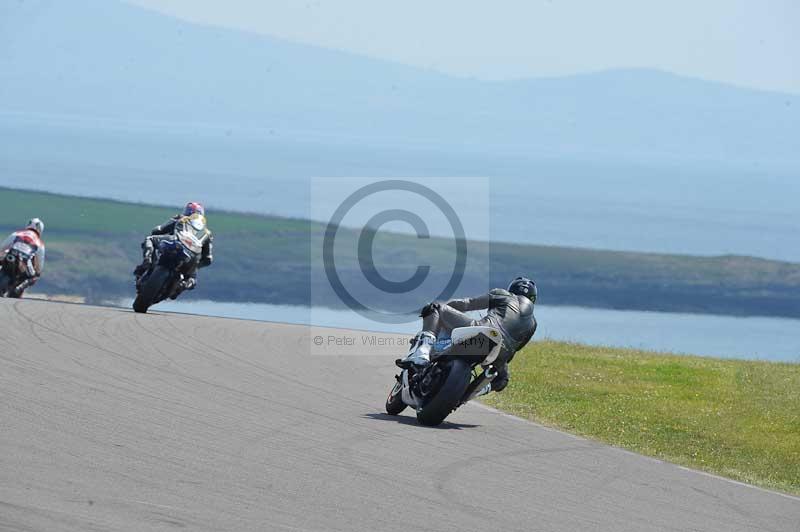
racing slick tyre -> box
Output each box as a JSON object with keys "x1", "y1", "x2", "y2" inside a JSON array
[
  {"x1": 133, "y1": 267, "x2": 170, "y2": 314},
  {"x1": 416, "y1": 359, "x2": 471, "y2": 427}
]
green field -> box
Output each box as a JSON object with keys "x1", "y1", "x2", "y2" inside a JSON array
[
  {"x1": 1, "y1": 186, "x2": 799, "y2": 318},
  {"x1": 485, "y1": 341, "x2": 800, "y2": 495}
]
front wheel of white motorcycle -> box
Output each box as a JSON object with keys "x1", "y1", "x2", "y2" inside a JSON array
[{"x1": 385, "y1": 378, "x2": 407, "y2": 415}]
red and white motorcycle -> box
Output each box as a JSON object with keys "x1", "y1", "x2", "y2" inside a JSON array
[{"x1": 0, "y1": 234, "x2": 41, "y2": 298}]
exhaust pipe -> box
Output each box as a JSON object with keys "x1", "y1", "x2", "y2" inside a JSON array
[{"x1": 464, "y1": 366, "x2": 498, "y2": 403}]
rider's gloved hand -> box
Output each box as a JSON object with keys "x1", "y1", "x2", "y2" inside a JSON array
[{"x1": 182, "y1": 278, "x2": 196, "y2": 291}]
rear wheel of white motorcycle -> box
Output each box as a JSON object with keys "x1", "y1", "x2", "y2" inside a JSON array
[
  {"x1": 133, "y1": 267, "x2": 169, "y2": 313},
  {"x1": 416, "y1": 359, "x2": 471, "y2": 427},
  {"x1": 385, "y1": 378, "x2": 407, "y2": 415}
]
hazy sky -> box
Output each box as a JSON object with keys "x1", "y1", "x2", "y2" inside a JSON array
[{"x1": 130, "y1": 1, "x2": 799, "y2": 93}]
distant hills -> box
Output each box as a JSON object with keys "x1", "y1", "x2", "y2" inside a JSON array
[{"x1": 1, "y1": 0, "x2": 798, "y2": 166}]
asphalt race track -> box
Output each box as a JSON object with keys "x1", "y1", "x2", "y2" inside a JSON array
[{"x1": 1, "y1": 299, "x2": 798, "y2": 531}]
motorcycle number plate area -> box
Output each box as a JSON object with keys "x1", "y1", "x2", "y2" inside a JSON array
[{"x1": 12, "y1": 242, "x2": 32, "y2": 255}]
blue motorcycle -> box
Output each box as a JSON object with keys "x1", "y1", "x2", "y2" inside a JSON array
[{"x1": 133, "y1": 214, "x2": 209, "y2": 313}]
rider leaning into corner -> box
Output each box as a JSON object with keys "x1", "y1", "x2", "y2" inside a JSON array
[
  {"x1": 133, "y1": 202, "x2": 214, "y2": 295},
  {"x1": 399, "y1": 277, "x2": 538, "y2": 394},
  {"x1": 0, "y1": 218, "x2": 46, "y2": 298}
]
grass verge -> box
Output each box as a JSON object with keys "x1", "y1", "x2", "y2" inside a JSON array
[{"x1": 484, "y1": 340, "x2": 800, "y2": 495}]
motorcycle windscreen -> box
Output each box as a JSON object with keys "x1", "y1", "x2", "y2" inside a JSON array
[
  {"x1": 188, "y1": 214, "x2": 206, "y2": 231},
  {"x1": 175, "y1": 215, "x2": 207, "y2": 255}
]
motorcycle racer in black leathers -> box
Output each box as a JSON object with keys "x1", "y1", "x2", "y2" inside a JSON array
[
  {"x1": 399, "y1": 277, "x2": 537, "y2": 393},
  {"x1": 133, "y1": 202, "x2": 213, "y2": 295}
]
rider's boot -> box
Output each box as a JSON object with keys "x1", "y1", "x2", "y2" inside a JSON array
[
  {"x1": 473, "y1": 383, "x2": 492, "y2": 398},
  {"x1": 134, "y1": 238, "x2": 155, "y2": 277},
  {"x1": 473, "y1": 366, "x2": 508, "y2": 398},
  {"x1": 133, "y1": 251, "x2": 153, "y2": 277},
  {"x1": 396, "y1": 331, "x2": 436, "y2": 369}
]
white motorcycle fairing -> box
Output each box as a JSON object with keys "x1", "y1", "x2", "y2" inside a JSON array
[
  {"x1": 400, "y1": 370, "x2": 418, "y2": 408},
  {"x1": 448, "y1": 325, "x2": 503, "y2": 366}
]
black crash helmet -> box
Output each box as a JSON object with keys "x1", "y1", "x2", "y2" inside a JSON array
[{"x1": 508, "y1": 276, "x2": 537, "y2": 303}]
